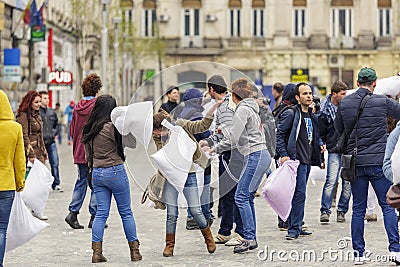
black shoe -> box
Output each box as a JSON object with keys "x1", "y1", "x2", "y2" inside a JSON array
[
  {"x1": 186, "y1": 218, "x2": 199, "y2": 230},
  {"x1": 233, "y1": 240, "x2": 257, "y2": 253},
  {"x1": 286, "y1": 235, "x2": 298, "y2": 240},
  {"x1": 320, "y1": 213, "x2": 330, "y2": 223},
  {"x1": 88, "y1": 215, "x2": 108, "y2": 229},
  {"x1": 65, "y1": 212, "x2": 84, "y2": 229},
  {"x1": 299, "y1": 230, "x2": 312, "y2": 236}
]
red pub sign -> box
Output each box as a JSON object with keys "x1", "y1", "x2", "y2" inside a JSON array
[{"x1": 48, "y1": 71, "x2": 73, "y2": 90}]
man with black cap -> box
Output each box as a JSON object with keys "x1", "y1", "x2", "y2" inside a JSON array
[{"x1": 335, "y1": 67, "x2": 400, "y2": 265}]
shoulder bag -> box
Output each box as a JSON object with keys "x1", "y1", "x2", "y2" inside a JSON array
[{"x1": 340, "y1": 94, "x2": 371, "y2": 181}]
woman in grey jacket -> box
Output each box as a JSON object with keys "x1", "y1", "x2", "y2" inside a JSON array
[{"x1": 212, "y1": 78, "x2": 271, "y2": 253}]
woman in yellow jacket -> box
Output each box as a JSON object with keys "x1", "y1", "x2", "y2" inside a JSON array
[{"x1": 0, "y1": 90, "x2": 26, "y2": 266}]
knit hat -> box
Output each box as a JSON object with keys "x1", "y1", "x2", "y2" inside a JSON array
[{"x1": 183, "y1": 88, "x2": 203, "y2": 102}]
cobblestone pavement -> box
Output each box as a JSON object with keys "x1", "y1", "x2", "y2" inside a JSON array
[{"x1": 5, "y1": 141, "x2": 398, "y2": 267}]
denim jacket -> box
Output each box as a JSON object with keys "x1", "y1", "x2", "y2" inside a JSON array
[
  {"x1": 276, "y1": 105, "x2": 323, "y2": 166},
  {"x1": 383, "y1": 122, "x2": 400, "y2": 183}
]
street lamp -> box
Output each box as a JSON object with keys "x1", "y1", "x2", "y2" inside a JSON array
[
  {"x1": 100, "y1": 0, "x2": 111, "y2": 93},
  {"x1": 113, "y1": 16, "x2": 122, "y2": 103}
]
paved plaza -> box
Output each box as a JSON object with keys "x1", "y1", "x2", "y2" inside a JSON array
[{"x1": 4, "y1": 142, "x2": 397, "y2": 267}]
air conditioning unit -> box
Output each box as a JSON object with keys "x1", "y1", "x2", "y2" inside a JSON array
[
  {"x1": 159, "y1": 14, "x2": 170, "y2": 23},
  {"x1": 206, "y1": 14, "x2": 217, "y2": 22},
  {"x1": 328, "y1": 55, "x2": 345, "y2": 68}
]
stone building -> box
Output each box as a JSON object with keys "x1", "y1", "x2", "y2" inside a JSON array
[{"x1": 127, "y1": 0, "x2": 400, "y2": 99}]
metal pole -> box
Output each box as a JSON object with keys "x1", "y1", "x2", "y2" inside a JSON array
[
  {"x1": 101, "y1": 3, "x2": 108, "y2": 93},
  {"x1": 113, "y1": 17, "x2": 121, "y2": 102}
]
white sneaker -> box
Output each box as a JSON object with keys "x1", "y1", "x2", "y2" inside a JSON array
[
  {"x1": 390, "y1": 251, "x2": 400, "y2": 264},
  {"x1": 225, "y1": 233, "x2": 244, "y2": 246},
  {"x1": 53, "y1": 185, "x2": 63, "y2": 192},
  {"x1": 354, "y1": 256, "x2": 365, "y2": 265},
  {"x1": 32, "y1": 211, "x2": 48, "y2": 220}
]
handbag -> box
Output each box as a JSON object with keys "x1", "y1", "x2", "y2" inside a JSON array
[
  {"x1": 87, "y1": 138, "x2": 94, "y2": 190},
  {"x1": 387, "y1": 184, "x2": 400, "y2": 209},
  {"x1": 339, "y1": 94, "x2": 370, "y2": 181},
  {"x1": 141, "y1": 172, "x2": 166, "y2": 210}
]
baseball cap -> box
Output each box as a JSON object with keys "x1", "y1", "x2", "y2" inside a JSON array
[{"x1": 357, "y1": 67, "x2": 377, "y2": 83}]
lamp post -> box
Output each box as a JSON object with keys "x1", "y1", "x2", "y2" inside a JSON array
[
  {"x1": 113, "y1": 16, "x2": 122, "y2": 103},
  {"x1": 100, "y1": 0, "x2": 111, "y2": 93}
]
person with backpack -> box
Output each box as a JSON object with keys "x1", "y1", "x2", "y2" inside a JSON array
[
  {"x1": 276, "y1": 82, "x2": 325, "y2": 240},
  {"x1": 319, "y1": 81, "x2": 350, "y2": 223}
]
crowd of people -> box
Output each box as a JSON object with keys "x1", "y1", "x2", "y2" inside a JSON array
[{"x1": 2, "y1": 66, "x2": 400, "y2": 266}]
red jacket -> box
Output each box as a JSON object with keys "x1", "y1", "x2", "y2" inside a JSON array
[{"x1": 70, "y1": 98, "x2": 96, "y2": 164}]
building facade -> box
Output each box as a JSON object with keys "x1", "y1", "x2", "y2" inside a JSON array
[{"x1": 127, "y1": 0, "x2": 400, "y2": 99}]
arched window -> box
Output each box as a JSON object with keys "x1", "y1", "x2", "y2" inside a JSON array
[
  {"x1": 228, "y1": 0, "x2": 242, "y2": 37},
  {"x1": 330, "y1": 0, "x2": 353, "y2": 6},
  {"x1": 293, "y1": 0, "x2": 306, "y2": 7},
  {"x1": 182, "y1": 0, "x2": 201, "y2": 8}
]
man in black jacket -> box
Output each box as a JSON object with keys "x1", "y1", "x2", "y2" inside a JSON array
[
  {"x1": 334, "y1": 67, "x2": 400, "y2": 264},
  {"x1": 319, "y1": 81, "x2": 349, "y2": 223},
  {"x1": 39, "y1": 91, "x2": 62, "y2": 192}
]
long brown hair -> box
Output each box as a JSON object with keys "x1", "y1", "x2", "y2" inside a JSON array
[{"x1": 17, "y1": 90, "x2": 40, "y2": 118}]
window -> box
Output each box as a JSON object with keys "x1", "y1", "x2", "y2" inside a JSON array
[
  {"x1": 229, "y1": 9, "x2": 241, "y2": 37},
  {"x1": 253, "y1": 9, "x2": 264, "y2": 37},
  {"x1": 331, "y1": 8, "x2": 353, "y2": 37},
  {"x1": 123, "y1": 9, "x2": 134, "y2": 35},
  {"x1": 378, "y1": 9, "x2": 391, "y2": 37},
  {"x1": 143, "y1": 9, "x2": 156, "y2": 37},
  {"x1": 184, "y1": 9, "x2": 200, "y2": 36},
  {"x1": 293, "y1": 8, "x2": 305, "y2": 37}
]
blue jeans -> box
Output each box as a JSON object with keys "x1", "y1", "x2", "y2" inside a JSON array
[
  {"x1": 187, "y1": 174, "x2": 211, "y2": 220},
  {"x1": 235, "y1": 150, "x2": 271, "y2": 240},
  {"x1": 57, "y1": 125, "x2": 62, "y2": 144},
  {"x1": 320, "y1": 153, "x2": 351, "y2": 214},
  {"x1": 287, "y1": 163, "x2": 311, "y2": 237},
  {"x1": 0, "y1": 191, "x2": 15, "y2": 267},
  {"x1": 351, "y1": 166, "x2": 400, "y2": 256},
  {"x1": 164, "y1": 173, "x2": 208, "y2": 233},
  {"x1": 68, "y1": 164, "x2": 97, "y2": 216},
  {"x1": 45, "y1": 142, "x2": 61, "y2": 189},
  {"x1": 92, "y1": 164, "x2": 138, "y2": 242}
]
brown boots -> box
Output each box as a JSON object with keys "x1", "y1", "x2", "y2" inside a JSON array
[
  {"x1": 128, "y1": 240, "x2": 142, "y2": 261},
  {"x1": 162, "y1": 227, "x2": 216, "y2": 257},
  {"x1": 163, "y1": 233, "x2": 175, "y2": 257},
  {"x1": 201, "y1": 226, "x2": 216, "y2": 253},
  {"x1": 92, "y1": 242, "x2": 107, "y2": 263},
  {"x1": 92, "y1": 241, "x2": 142, "y2": 263}
]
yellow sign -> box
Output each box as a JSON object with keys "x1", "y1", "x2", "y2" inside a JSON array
[{"x1": 291, "y1": 68, "x2": 309, "y2": 83}]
